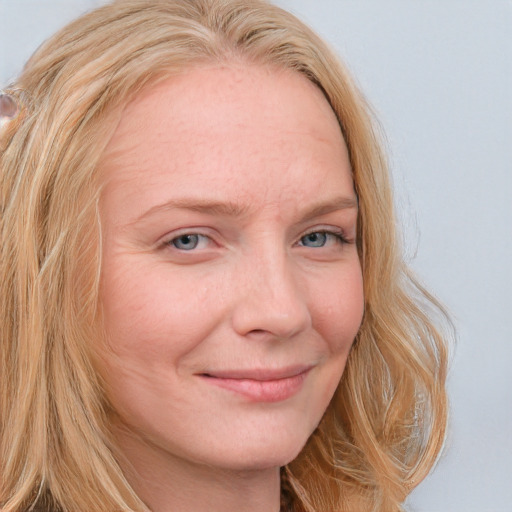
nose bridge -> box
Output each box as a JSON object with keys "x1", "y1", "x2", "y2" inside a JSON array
[{"x1": 231, "y1": 240, "x2": 311, "y2": 339}]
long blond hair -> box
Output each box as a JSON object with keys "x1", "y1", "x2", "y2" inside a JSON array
[{"x1": 0, "y1": 1, "x2": 451, "y2": 510}]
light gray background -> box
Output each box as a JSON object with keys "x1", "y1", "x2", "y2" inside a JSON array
[{"x1": 1, "y1": 1, "x2": 511, "y2": 511}]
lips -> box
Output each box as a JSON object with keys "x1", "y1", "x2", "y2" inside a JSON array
[{"x1": 198, "y1": 365, "x2": 312, "y2": 402}]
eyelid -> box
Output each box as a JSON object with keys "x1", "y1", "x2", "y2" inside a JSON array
[
  {"x1": 170, "y1": 233, "x2": 209, "y2": 250},
  {"x1": 160, "y1": 228, "x2": 218, "y2": 250},
  {"x1": 298, "y1": 226, "x2": 352, "y2": 245},
  {"x1": 156, "y1": 224, "x2": 354, "y2": 253}
]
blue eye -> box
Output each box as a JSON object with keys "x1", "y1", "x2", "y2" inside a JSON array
[
  {"x1": 299, "y1": 231, "x2": 346, "y2": 248},
  {"x1": 171, "y1": 234, "x2": 201, "y2": 250},
  {"x1": 301, "y1": 232, "x2": 328, "y2": 247}
]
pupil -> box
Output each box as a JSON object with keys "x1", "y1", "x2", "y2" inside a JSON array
[
  {"x1": 304, "y1": 232, "x2": 326, "y2": 247},
  {"x1": 173, "y1": 234, "x2": 198, "y2": 250}
]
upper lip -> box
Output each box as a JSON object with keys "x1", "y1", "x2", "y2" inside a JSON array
[{"x1": 198, "y1": 365, "x2": 313, "y2": 381}]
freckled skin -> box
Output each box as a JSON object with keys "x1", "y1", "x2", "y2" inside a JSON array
[{"x1": 98, "y1": 64, "x2": 364, "y2": 511}]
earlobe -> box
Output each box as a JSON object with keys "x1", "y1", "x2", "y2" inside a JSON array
[{"x1": 0, "y1": 92, "x2": 19, "y2": 119}]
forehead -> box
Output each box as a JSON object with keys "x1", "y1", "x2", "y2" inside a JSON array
[
  {"x1": 98, "y1": 63, "x2": 354, "y2": 221},
  {"x1": 104, "y1": 63, "x2": 342, "y2": 152}
]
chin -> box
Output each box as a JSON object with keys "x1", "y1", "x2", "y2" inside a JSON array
[{"x1": 206, "y1": 429, "x2": 311, "y2": 472}]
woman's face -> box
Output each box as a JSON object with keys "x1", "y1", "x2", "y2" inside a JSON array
[{"x1": 98, "y1": 64, "x2": 363, "y2": 472}]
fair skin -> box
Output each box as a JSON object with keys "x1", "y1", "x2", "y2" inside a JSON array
[{"x1": 98, "y1": 63, "x2": 364, "y2": 512}]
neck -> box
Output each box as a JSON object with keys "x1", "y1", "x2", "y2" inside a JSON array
[{"x1": 114, "y1": 426, "x2": 282, "y2": 512}]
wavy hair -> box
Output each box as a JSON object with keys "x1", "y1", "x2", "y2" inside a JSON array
[{"x1": 0, "y1": 0, "x2": 451, "y2": 510}]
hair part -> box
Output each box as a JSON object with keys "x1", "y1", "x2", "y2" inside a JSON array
[{"x1": 0, "y1": 1, "x2": 451, "y2": 510}]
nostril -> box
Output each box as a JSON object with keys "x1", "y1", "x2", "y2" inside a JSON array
[
  {"x1": 230, "y1": 276, "x2": 312, "y2": 340},
  {"x1": 248, "y1": 329, "x2": 267, "y2": 336}
]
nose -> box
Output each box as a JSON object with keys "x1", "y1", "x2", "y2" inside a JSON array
[{"x1": 230, "y1": 249, "x2": 312, "y2": 340}]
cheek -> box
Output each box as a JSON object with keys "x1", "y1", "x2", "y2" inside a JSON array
[
  {"x1": 311, "y1": 265, "x2": 364, "y2": 354},
  {"x1": 98, "y1": 258, "x2": 224, "y2": 363},
  {"x1": 310, "y1": 267, "x2": 364, "y2": 411}
]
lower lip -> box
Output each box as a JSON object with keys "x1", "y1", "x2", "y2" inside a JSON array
[{"x1": 200, "y1": 370, "x2": 310, "y2": 402}]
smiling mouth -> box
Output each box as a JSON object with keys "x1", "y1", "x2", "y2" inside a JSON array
[{"x1": 197, "y1": 366, "x2": 312, "y2": 402}]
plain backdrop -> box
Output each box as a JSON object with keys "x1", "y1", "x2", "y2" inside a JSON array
[{"x1": 1, "y1": 1, "x2": 511, "y2": 511}]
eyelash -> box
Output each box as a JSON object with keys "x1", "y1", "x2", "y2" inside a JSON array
[
  {"x1": 164, "y1": 232, "x2": 211, "y2": 251},
  {"x1": 163, "y1": 227, "x2": 351, "y2": 252},
  {"x1": 298, "y1": 228, "x2": 351, "y2": 248}
]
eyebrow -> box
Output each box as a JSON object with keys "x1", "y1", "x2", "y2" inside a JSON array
[
  {"x1": 297, "y1": 196, "x2": 358, "y2": 223},
  {"x1": 133, "y1": 195, "x2": 358, "y2": 224},
  {"x1": 134, "y1": 198, "x2": 252, "y2": 223}
]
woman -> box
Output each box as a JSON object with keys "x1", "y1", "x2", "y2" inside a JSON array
[{"x1": 0, "y1": 0, "x2": 450, "y2": 511}]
